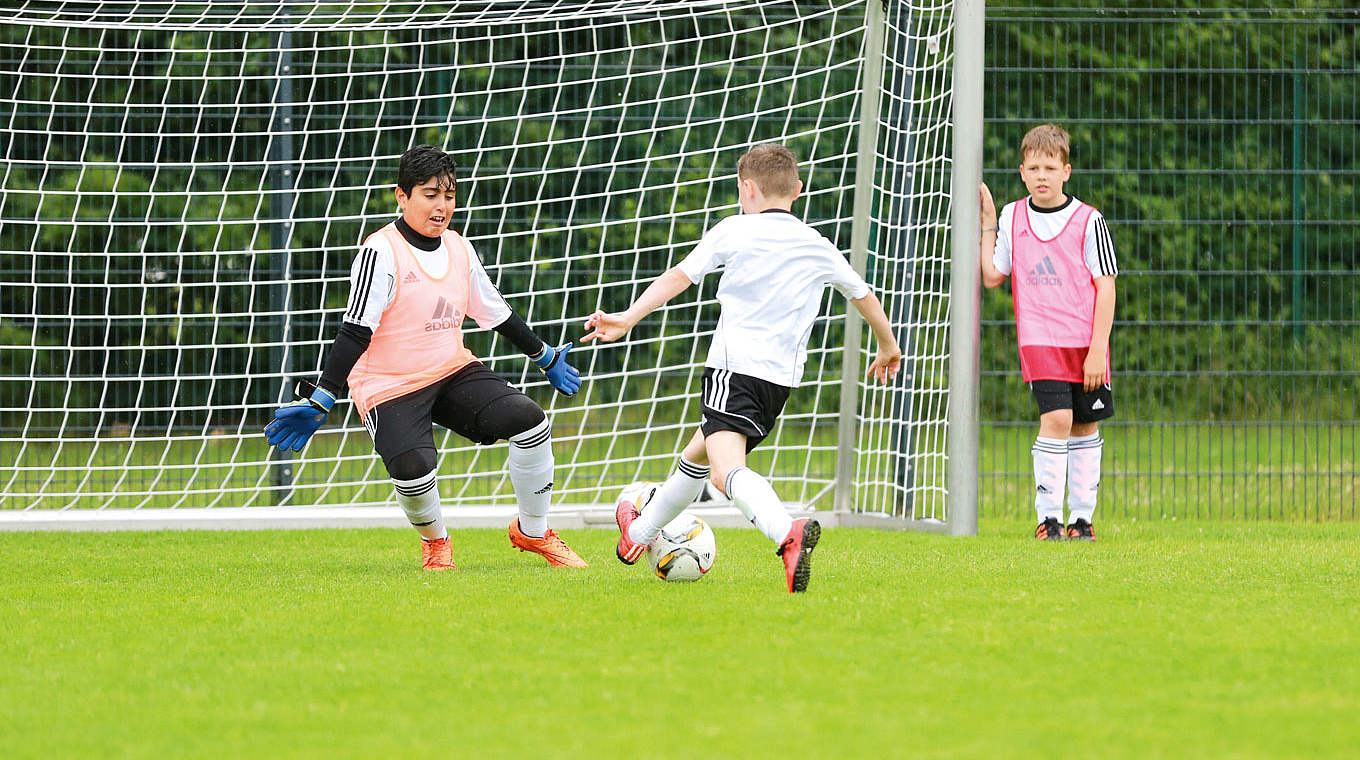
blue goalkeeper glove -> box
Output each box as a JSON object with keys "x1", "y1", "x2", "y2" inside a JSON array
[
  {"x1": 265, "y1": 383, "x2": 337, "y2": 452},
  {"x1": 532, "y1": 342, "x2": 581, "y2": 396}
]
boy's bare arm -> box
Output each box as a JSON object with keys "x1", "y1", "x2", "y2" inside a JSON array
[
  {"x1": 582, "y1": 267, "x2": 693, "y2": 343},
  {"x1": 1083, "y1": 275, "x2": 1116, "y2": 391},
  {"x1": 851, "y1": 290, "x2": 903, "y2": 383},
  {"x1": 978, "y1": 184, "x2": 1007, "y2": 289}
]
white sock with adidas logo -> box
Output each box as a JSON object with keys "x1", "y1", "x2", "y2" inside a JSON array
[
  {"x1": 1032, "y1": 436, "x2": 1068, "y2": 523},
  {"x1": 393, "y1": 470, "x2": 447, "y2": 541},
  {"x1": 508, "y1": 418, "x2": 554, "y2": 538},
  {"x1": 1067, "y1": 431, "x2": 1103, "y2": 523}
]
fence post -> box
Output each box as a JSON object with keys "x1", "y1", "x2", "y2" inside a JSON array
[{"x1": 1291, "y1": 42, "x2": 1305, "y2": 343}]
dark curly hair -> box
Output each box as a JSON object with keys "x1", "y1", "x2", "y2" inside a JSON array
[{"x1": 398, "y1": 145, "x2": 457, "y2": 195}]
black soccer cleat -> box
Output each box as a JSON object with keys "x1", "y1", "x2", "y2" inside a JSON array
[
  {"x1": 1035, "y1": 517, "x2": 1065, "y2": 541},
  {"x1": 1065, "y1": 518, "x2": 1096, "y2": 541}
]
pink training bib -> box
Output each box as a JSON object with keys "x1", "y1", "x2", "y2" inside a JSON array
[
  {"x1": 1010, "y1": 200, "x2": 1105, "y2": 383},
  {"x1": 347, "y1": 224, "x2": 477, "y2": 418}
]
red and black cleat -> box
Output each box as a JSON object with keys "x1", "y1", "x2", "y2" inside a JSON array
[
  {"x1": 1035, "y1": 517, "x2": 1066, "y2": 541},
  {"x1": 1065, "y1": 518, "x2": 1096, "y2": 541},
  {"x1": 777, "y1": 518, "x2": 821, "y2": 593}
]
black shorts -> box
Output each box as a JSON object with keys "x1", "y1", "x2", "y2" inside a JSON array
[
  {"x1": 362, "y1": 361, "x2": 532, "y2": 461},
  {"x1": 699, "y1": 368, "x2": 791, "y2": 453},
  {"x1": 1030, "y1": 379, "x2": 1114, "y2": 423}
]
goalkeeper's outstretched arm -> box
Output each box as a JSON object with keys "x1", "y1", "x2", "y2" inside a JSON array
[{"x1": 580, "y1": 266, "x2": 692, "y2": 343}]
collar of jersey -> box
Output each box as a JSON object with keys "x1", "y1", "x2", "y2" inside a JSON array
[
  {"x1": 395, "y1": 216, "x2": 443, "y2": 251},
  {"x1": 1028, "y1": 195, "x2": 1074, "y2": 214}
]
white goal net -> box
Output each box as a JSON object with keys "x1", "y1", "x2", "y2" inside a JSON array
[{"x1": 0, "y1": 0, "x2": 956, "y2": 523}]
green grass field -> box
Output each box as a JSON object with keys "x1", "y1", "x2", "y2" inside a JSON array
[{"x1": 2, "y1": 521, "x2": 1357, "y2": 759}]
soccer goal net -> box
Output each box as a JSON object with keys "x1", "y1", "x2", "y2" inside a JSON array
[{"x1": 0, "y1": 1, "x2": 963, "y2": 527}]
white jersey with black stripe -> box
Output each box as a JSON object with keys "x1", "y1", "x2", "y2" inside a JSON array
[
  {"x1": 676, "y1": 210, "x2": 871, "y2": 388},
  {"x1": 991, "y1": 195, "x2": 1118, "y2": 279},
  {"x1": 341, "y1": 228, "x2": 511, "y2": 331}
]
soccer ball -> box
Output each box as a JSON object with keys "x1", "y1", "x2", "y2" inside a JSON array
[{"x1": 646, "y1": 516, "x2": 717, "y2": 582}]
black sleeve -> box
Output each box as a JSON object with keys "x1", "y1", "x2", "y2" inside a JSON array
[
  {"x1": 317, "y1": 321, "x2": 372, "y2": 396},
  {"x1": 493, "y1": 311, "x2": 546, "y2": 357}
]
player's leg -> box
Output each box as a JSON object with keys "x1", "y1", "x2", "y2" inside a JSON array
[
  {"x1": 617, "y1": 429, "x2": 712, "y2": 562},
  {"x1": 1030, "y1": 380, "x2": 1074, "y2": 541},
  {"x1": 700, "y1": 368, "x2": 815, "y2": 592},
  {"x1": 709, "y1": 430, "x2": 818, "y2": 593},
  {"x1": 1066, "y1": 382, "x2": 1113, "y2": 540},
  {"x1": 365, "y1": 385, "x2": 455, "y2": 570},
  {"x1": 706, "y1": 430, "x2": 793, "y2": 544},
  {"x1": 431, "y1": 363, "x2": 586, "y2": 567}
]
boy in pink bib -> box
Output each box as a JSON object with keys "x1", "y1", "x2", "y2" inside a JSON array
[{"x1": 979, "y1": 124, "x2": 1119, "y2": 541}]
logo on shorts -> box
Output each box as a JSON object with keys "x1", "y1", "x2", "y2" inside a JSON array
[
  {"x1": 425, "y1": 297, "x2": 462, "y2": 332},
  {"x1": 1091, "y1": 399, "x2": 1105, "y2": 411},
  {"x1": 1036, "y1": 484, "x2": 1052, "y2": 494},
  {"x1": 403, "y1": 271, "x2": 419, "y2": 284},
  {"x1": 1024, "y1": 256, "x2": 1062, "y2": 287}
]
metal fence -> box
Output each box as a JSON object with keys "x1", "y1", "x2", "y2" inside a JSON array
[{"x1": 979, "y1": 5, "x2": 1357, "y2": 520}]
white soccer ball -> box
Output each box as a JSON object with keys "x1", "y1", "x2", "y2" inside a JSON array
[{"x1": 646, "y1": 516, "x2": 717, "y2": 582}]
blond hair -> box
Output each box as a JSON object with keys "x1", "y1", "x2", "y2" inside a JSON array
[
  {"x1": 1020, "y1": 123, "x2": 1071, "y2": 164},
  {"x1": 737, "y1": 143, "x2": 800, "y2": 198}
]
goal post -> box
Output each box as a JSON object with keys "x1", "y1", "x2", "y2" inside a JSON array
[{"x1": 0, "y1": 0, "x2": 978, "y2": 532}]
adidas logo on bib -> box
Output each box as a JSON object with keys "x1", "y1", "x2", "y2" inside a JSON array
[
  {"x1": 403, "y1": 271, "x2": 419, "y2": 284},
  {"x1": 425, "y1": 297, "x2": 462, "y2": 332},
  {"x1": 1023, "y1": 256, "x2": 1062, "y2": 287}
]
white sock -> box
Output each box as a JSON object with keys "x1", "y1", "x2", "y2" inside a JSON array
[
  {"x1": 1032, "y1": 436, "x2": 1068, "y2": 523},
  {"x1": 725, "y1": 467, "x2": 794, "y2": 544},
  {"x1": 631, "y1": 456, "x2": 710, "y2": 544},
  {"x1": 508, "y1": 418, "x2": 553, "y2": 538},
  {"x1": 393, "y1": 471, "x2": 446, "y2": 541},
  {"x1": 1067, "y1": 431, "x2": 1103, "y2": 524}
]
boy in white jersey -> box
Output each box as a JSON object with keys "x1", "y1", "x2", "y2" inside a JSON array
[
  {"x1": 979, "y1": 124, "x2": 1119, "y2": 541},
  {"x1": 582, "y1": 144, "x2": 903, "y2": 592},
  {"x1": 265, "y1": 145, "x2": 588, "y2": 569}
]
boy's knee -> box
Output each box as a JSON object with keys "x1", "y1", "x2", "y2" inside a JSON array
[
  {"x1": 481, "y1": 394, "x2": 547, "y2": 441},
  {"x1": 1038, "y1": 409, "x2": 1073, "y2": 437},
  {"x1": 385, "y1": 447, "x2": 437, "y2": 482},
  {"x1": 709, "y1": 469, "x2": 730, "y2": 498}
]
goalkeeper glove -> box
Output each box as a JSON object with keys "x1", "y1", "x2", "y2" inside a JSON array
[
  {"x1": 265, "y1": 382, "x2": 337, "y2": 452},
  {"x1": 532, "y1": 342, "x2": 581, "y2": 396}
]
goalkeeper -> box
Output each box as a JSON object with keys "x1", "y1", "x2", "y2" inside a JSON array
[
  {"x1": 266, "y1": 145, "x2": 587, "y2": 570},
  {"x1": 583, "y1": 144, "x2": 902, "y2": 593}
]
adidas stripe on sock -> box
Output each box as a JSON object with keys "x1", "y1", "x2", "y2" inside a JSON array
[
  {"x1": 1031, "y1": 436, "x2": 1068, "y2": 524},
  {"x1": 393, "y1": 471, "x2": 446, "y2": 541},
  {"x1": 1067, "y1": 431, "x2": 1103, "y2": 524},
  {"x1": 508, "y1": 418, "x2": 554, "y2": 538},
  {"x1": 631, "y1": 456, "x2": 711, "y2": 545}
]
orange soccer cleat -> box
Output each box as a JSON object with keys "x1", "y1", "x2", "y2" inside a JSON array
[
  {"x1": 776, "y1": 518, "x2": 821, "y2": 593},
  {"x1": 421, "y1": 536, "x2": 457, "y2": 571},
  {"x1": 614, "y1": 499, "x2": 647, "y2": 565},
  {"x1": 508, "y1": 518, "x2": 588, "y2": 568}
]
